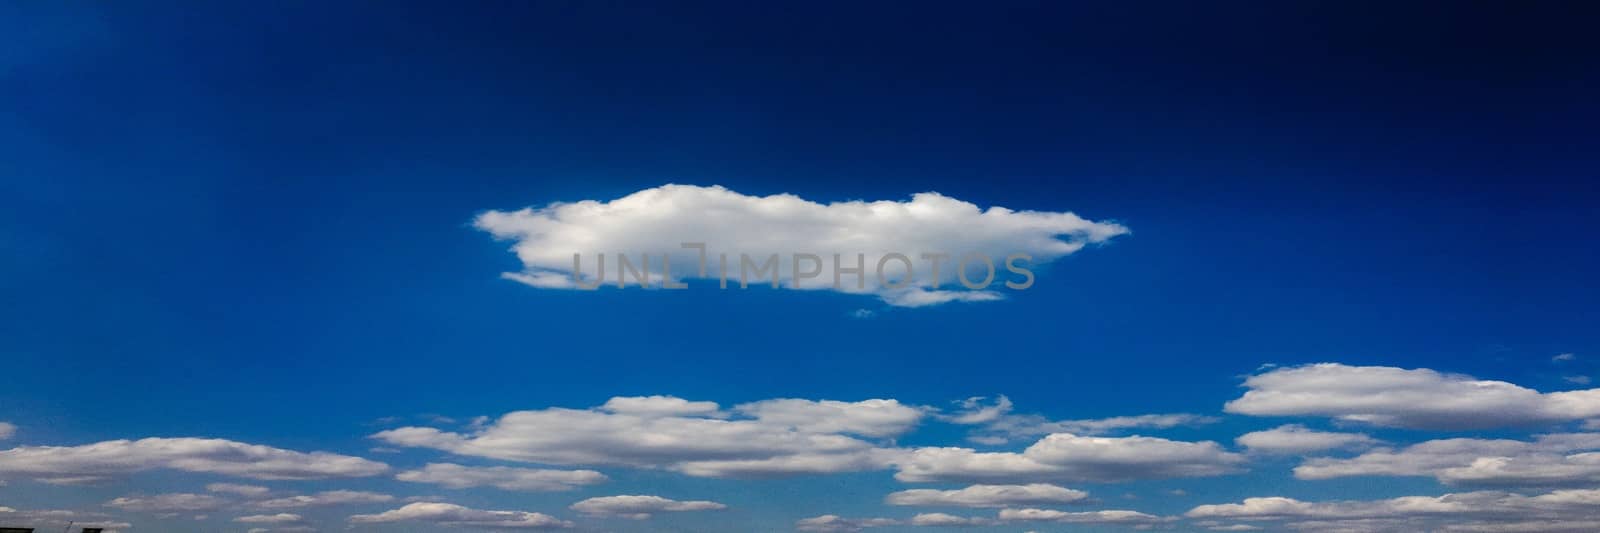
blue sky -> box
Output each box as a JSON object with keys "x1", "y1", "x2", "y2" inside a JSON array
[{"x1": 3, "y1": 2, "x2": 1599, "y2": 532}]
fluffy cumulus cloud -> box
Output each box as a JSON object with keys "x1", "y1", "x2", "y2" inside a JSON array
[
  {"x1": 1295, "y1": 433, "x2": 1600, "y2": 487},
  {"x1": 474, "y1": 184, "x2": 1128, "y2": 307},
  {"x1": 1236, "y1": 424, "x2": 1380, "y2": 454},
  {"x1": 1225, "y1": 363, "x2": 1600, "y2": 429},
  {"x1": 396, "y1": 462, "x2": 607, "y2": 491},
  {"x1": 0, "y1": 437, "x2": 388, "y2": 484},
  {"x1": 369, "y1": 394, "x2": 1241, "y2": 484},
  {"x1": 568, "y1": 495, "x2": 726, "y2": 519},
  {"x1": 885, "y1": 483, "x2": 1089, "y2": 508},
  {"x1": 895, "y1": 433, "x2": 1245, "y2": 483},
  {"x1": 1187, "y1": 489, "x2": 1600, "y2": 532},
  {"x1": 371, "y1": 396, "x2": 921, "y2": 478},
  {"x1": 349, "y1": 502, "x2": 573, "y2": 529}
]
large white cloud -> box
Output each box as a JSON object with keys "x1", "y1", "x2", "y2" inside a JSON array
[
  {"x1": 395, "y1": 462, "x2": 607, "y2": 491},
  {"x1": 568, "y1": 495, "x2": 725, "y2": 519},
  {"x1": 349, "y1": 502, "x2": 572, "y2": 529},
  {"x1": 0, "y1": 437, "x2": 388, "y2": 484},
  {"x1": 474, "y1": 184, "x2": 1129, "y2": 307},
  {"x1": 1225, "y1": 363, "x2": 1600, "y2": 429},
  {"x1": 371, "y1": 396, "x2": 919, "y2": 478},
  {"x1": 895, "y1": 433, "x2": 1245, "y2": 483},
  {"x1": 1294, "y1": 433, "x2": 1600, "y2": 487},
  {"x1": 1186, "y1": 489, "x2": 1600, "y2": 532},
  {"x1": 885, "y1": 483, "x2": 1089, "y2": 508},
  {"x1": 1235, "y1": 425, "x2": 1380, "y2": 454},
  {"x1": 369, "y1": 394, "x2": 1240, "y2": 484}
]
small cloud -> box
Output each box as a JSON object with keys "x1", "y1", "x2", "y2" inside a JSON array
[
  {"x1": 849, "y1": 309, "x2": 876, "y2": 319},
  {"x1": 1554, "y1": 352, "x2": 1577, "y2": 362},
  {"x1": 1566, "y1": 375, "x2": 1592, "y2": 385},
  {"x1": 570, "y1": 495, "x2": 725, "y2": 519}
]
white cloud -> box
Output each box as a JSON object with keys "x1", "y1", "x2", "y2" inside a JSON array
[
  {"x1": 1554, "y1": 353, "x2": 1577, "y2": 362},
  {"x1": 474, "y1": 184, "x2": 1128, "y2": 307},
  {"x1": 896, "y1": 433, "x2": 1245, "y2": 483},
  {"x1": 0, "y1": 506, "x2": 130, "y2": 531},
  {"x1": 601, "y1": 395, "x2": 722, "y2": 417},
  {"x1": 1235, "y1": 425, "x2": 1380, "y2": 454},
  {"x1": 886, "y1": 483, "x2": 1089, "y2": 508},
  {"x1": 945, "y1": 396, "x2": 1214, "y2": 443},
  {"x1": 796, "y1": 514, "x2": 901, "y2": 532},
  {"x1": 1186, "y1": 488, "x2": 1600, "y2": 532},
  {"x1": 0, "y1": 422, "x2": 15, "y2": 440},
  {"x1": 208, "y1": 483, "x2": 272, "y2": 497},
  {"x1": 105, "y1": 493, "x2": 228, "y2": 512},
  {"x1": 909, "y1": 512, "x2": 996, "y2": 526},
  {"x1": 367, "y1": 394, "x2": 1240, "y2": 487},
  {"x1": 0, "y1": 437, "x2": 388, "y2": 483},
  {"x1": 998, "y1": 508, "x2": 1168, "y2": 525},
  {"x1": 371, "y1": 396, "x2": 918, "y2": 478},
  {"x1": 254, "y1": 490, "x2": 393, "y2": 508},
  {"x1": 943, "y1": 396, "x2": 1015, "y2": 425},
  {"x1": 396, "y1": 462, "x2": 607, "y2": 491},
  {"x1": 1295, "y1": 433, "x2": 1600, "y2": 487},
  {"x1": 234, "y1": 513, "x2": 304, "y2": 524},
  {"x1": 349, "y1": 502, "x2": 572, "y2": 529},
  {"x1": 569, "y1": 495, "x2": 725, "y2": 519},
  {"x1": 732, "y1": 398, "x2": 924, "y2": 438},
  {"x1": 1225, "y1": 363, "x2": 1600, "y2": 429}
]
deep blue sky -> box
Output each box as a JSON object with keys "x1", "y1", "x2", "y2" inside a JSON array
[{"x1": 2, "y1": 2, "x2": 1599, "y2": 532}]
